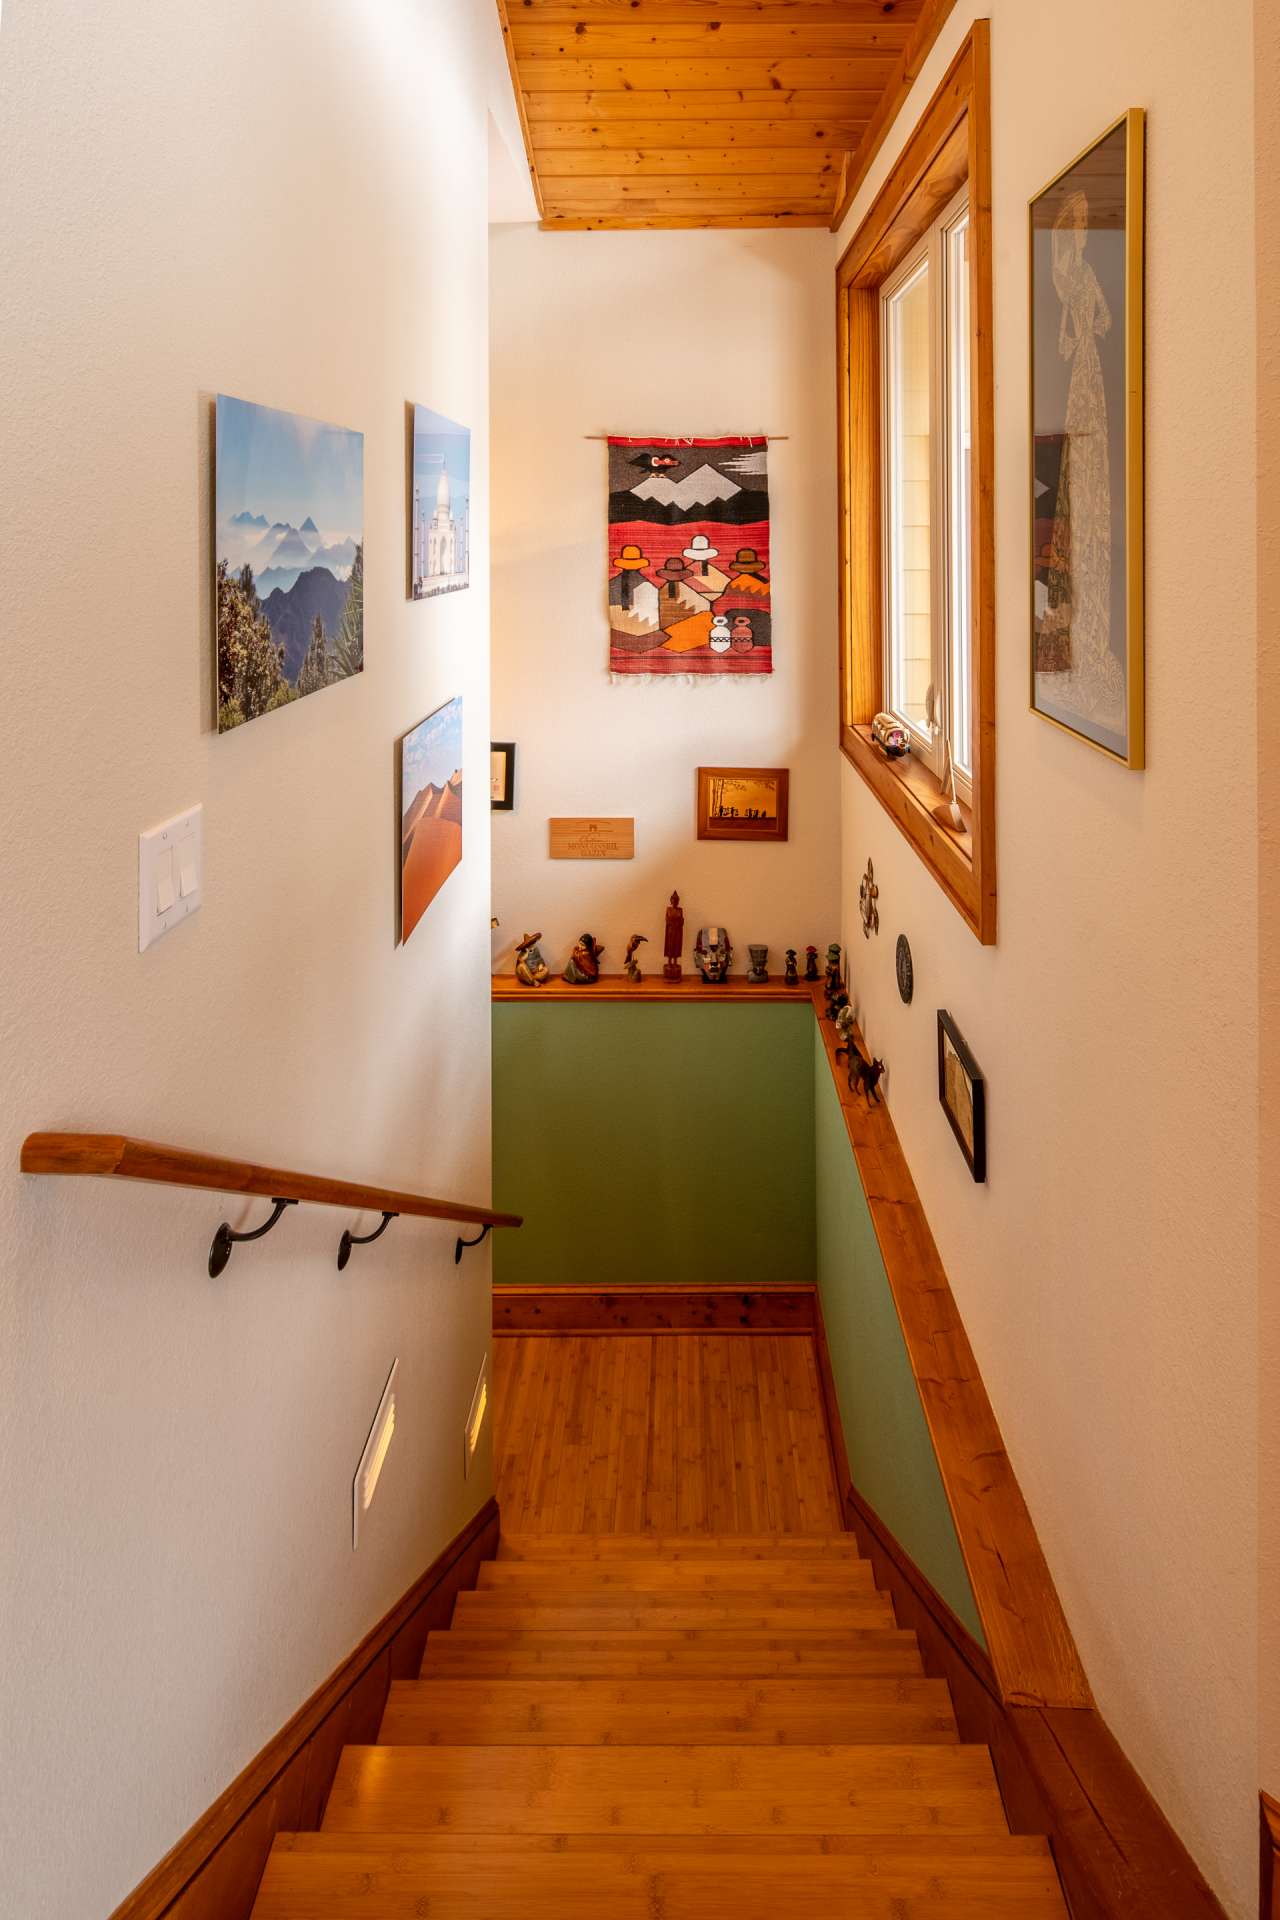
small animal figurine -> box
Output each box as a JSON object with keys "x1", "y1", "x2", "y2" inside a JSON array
[
  {"x1": 562, "y1": 933, "x2": 604, "y2": 985},
  {"x1": 804, "y1": 945, "x2": 820, "y2": 982},
  {"x1": 746, "y1": 943, "x2": 769, "y2": 984},
  {"x1": 859, "y1": 858, "x2": 880, "y2": 939},
  {"x1": 784, "y1": 949, "x2": 799, "y2": 986},
  {"x1": 624, "y1": 933, "x2": 648, "y2": 983},
  {"x1": 514, "y1": 930, "x2": 552, "y2": 989},
  {"x1": 694, "y1": 925, "x2": 733, "y2": 983},
  {"x1": 842, "y1": 1043, "x2": 886, "y2": 1105},
  {"x1": 663, "y1": 890, "x2": 684, "y2": 981}
]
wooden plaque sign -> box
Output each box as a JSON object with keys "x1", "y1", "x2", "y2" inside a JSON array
[{"x1": 548, "y1": 817, "x2": 635, "y2": 860}]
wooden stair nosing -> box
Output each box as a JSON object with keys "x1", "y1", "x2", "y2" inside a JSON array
[
  {"x1": 496, "y1": 1533, "x2": 867, "y2": 1559},
  {"x1": 476, "y1": 1560, "x2": 878, "y2": 1592},
  {"x1": 450, "y1": 1596, "x2": 897, "y2": 1630}
]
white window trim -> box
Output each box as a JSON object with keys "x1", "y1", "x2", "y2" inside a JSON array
[{"x1": 879, "y1": 184, "x2": 972, "y2": 804}]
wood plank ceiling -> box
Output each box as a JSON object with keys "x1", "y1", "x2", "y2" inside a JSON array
[{"x1": 495, "y1": 0, "x2": 955, "y2": 232}]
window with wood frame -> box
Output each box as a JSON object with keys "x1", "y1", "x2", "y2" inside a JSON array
[{"x1": 837, "y1": 24, "x2": 996, "y2": 945}]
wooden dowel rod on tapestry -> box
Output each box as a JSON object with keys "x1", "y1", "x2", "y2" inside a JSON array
[{"x1": 583, "y1": 434, "x2": 789, "y2": 442}]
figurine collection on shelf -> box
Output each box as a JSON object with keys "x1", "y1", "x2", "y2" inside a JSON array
[{"x1": 507, "y1": 888, "x2": 843, "y2": 999}]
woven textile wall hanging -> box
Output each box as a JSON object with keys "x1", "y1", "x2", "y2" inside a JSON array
[{"x1": 607, "y1": 435, "x2": 771, "y2": 681}]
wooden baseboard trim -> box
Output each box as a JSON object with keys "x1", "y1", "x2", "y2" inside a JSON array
[
  {"x1": 493, "y1": 1283, "x2": 818, "y2": 1334},
  {"x1": 108, "y1": 1497, "x2": 499, "y2": 1920},
  {"x1": 1262, "y1": 1792, "x2": 1280, "y2": 1920}
]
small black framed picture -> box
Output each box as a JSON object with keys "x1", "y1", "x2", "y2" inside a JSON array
[
  {"x1": 490, "y1": 741, "x2": 515, "y2": 811},
  {"x1": 937, "y1": 1010, "x2": 986, "y2": 1183}
]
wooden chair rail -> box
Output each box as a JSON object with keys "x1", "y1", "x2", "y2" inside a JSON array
[{"x1": 19, "y1": 1133, "x2": 522, "y2": 1233}]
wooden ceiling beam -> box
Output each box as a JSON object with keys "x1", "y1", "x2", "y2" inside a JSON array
[
  {"x1": 512, "y1": 0, "x2": 926, "y2": 20},
  {"x1": 541, "y1": 212, "x2": 833, "y2": 230}
]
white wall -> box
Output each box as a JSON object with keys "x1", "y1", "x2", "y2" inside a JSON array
[
  {"x1": 833, "y1": 6, "x2": 1259, "y2": 1912},
  {"x1": 0, "y1": 4, "x2": 509, "y2": 1914},
  {"x1": 489, "y1": 227, "x2": 840, "y2": 977}
]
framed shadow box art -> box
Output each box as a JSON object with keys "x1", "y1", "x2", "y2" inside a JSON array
[
  {"x1": 696, "y1": 766, "x2": 789, "y2": 843},
  {"x1": 1030, "y1": 109, "x2": 1145, "y2": 768},
  {"x1": 937, "y1": 1010, "x2": 986, "y2": 1183},
  {"x1": 490, "y1": 741, "x2": 515, "y2": 811}
]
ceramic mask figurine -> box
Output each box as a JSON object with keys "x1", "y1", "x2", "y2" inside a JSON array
[
  {"x1": 562, "y1": 933, "x2": 604, "y2": 984},
  {"x1": 624, "y1": 933, "x2": 648, "y2": 982},
  {"x1": 693, "y1": 925, "x2": 733, "y2": 983},
  {"x1": 746, "y1": 944, "x2": 769, "y2": 984},
  {"x1": 514, "y1": 931, "x2": 552, "y2": 988}
]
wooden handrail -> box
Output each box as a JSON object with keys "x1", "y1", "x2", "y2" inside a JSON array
[{"x1": 20, "y1": 1133, "x2": 522, "y2": 1232}]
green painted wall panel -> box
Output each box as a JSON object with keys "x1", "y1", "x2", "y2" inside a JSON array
[
  {"x1": 813, "y1": 1025, "x2": 984, "y2": 1644},
  {"x1": 493, "y1": 1002, "x2": 816, "y2": 1287}
]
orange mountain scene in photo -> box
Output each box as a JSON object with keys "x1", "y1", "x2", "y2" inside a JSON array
[{"x1": 399, "y1": 697, "x2": 463, "y2": 943}]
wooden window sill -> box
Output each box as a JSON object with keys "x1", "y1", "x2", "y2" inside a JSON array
[{"x1": 841, "y1": 721, "x2": 990, "y2": 940}]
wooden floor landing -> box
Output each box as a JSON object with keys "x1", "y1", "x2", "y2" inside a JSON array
[{"x1": 493, "y1": 1330, "x2": 843, "y2": 1534}]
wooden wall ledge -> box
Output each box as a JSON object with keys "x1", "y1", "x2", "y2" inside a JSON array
[
  {"x1": 492, "y1": 972, "x2": 812, "y2": 1004},
  {"x1": 810, "y1": 985, "x2": 1090, "y2": 1712},
  {"x1": 19, "y1": 1133, "x2": 522, "y2": 1232}
]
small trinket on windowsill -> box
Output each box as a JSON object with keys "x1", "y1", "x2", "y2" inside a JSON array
[{"x1": 871, "y1": 711, "x2": 911, "y2": 758}]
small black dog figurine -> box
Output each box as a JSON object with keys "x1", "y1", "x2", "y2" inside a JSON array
[{"x1": 839, "y1": 1043, "x2": 885, "y2": 1104}]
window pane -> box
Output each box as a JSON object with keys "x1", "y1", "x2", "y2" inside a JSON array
[
  {"x1": 885, "y1": 258, "x2": 931, "y2": 733},
  {"x1": 946, "y1": 212, "x2": 972, "y2": 780}
]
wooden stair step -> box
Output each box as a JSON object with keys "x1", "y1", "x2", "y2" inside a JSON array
[
  {"x1": 498, "y1": 1532, "x2": 865, "y2": 1560},
  {"x1": 254, "y1": 1831, "x2": 1070, "y2": 1916},
  {"x1": 477, "y1": 1558, "x2": 877, "y2": 1592},
  {"x1": 379, "y1": 1675, "x2": 958, "y2": 1744},
  {"x1": 321, "y1": 1743, "x2": 1010, "y2": 1836},
  {"x1": 450, "y1": 1592, "x2": 896, "y2": 1630},
  {"x1": 422, "y1": 1628, "x2": 927, "y2": 1677}
]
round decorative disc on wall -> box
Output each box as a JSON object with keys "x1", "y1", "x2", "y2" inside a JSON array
[{"x1": 895, "y1": 934, "x2": 914, "y2": 1005}]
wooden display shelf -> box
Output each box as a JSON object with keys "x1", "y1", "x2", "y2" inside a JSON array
[{"x1": 492, "y1": 972, "x2": 812, "y2": 1004}]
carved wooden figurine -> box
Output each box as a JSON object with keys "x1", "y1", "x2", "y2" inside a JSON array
[
  {"x1": 663, "y1": 891, "x2": 684, "y2": 981},
  {"x1": 562, "y1": 933, "x2": 604, "y2": 985},
  {"x1": 624, "y1": 933, "x2": 648, "y2": 983},
  {"x1": 784, "y1": 949, "x2": 799, "y2": 986},
  {"x1": 804, "y1": 945, "x2": 820, "y2": 981},
  {"x1": 514, "y1": 931, "x2": 552, "y2": 988}
]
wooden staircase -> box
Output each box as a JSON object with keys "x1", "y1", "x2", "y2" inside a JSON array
[{"x1": 251, "y1": 1531, "x2": 1070, "y2": 1916}]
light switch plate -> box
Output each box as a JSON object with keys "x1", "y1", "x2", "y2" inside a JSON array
[{"x1": 139, "y1": 806, "x2": 203, "y2": 951}]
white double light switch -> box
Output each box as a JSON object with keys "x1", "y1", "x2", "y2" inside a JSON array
[{"x1": 139, "y1": 805, "x2": 203, "y2": 951}]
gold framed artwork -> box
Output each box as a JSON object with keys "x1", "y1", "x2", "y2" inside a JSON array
[
  {"x1": 696, "y1": 767, "x2": 789, "y2": 843},
  {"x1": 1029, "y1": 109, "x2": 1145, "y2": 768}
]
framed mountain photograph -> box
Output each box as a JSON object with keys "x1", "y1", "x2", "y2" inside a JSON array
[
  {"x1": 399, "y1": 697, "x2": 463, "y2": 944},
  {"x1": 1030, "y1": 111, "x2": 1145, "y2": 766},
  {"x1": 215, "y1": 395, "x2": 363, "y2": 732}
]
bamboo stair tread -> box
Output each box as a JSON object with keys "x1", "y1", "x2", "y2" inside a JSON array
[
  {"x1": 321, "y1": 1742, "x2": 1012, "y2": 1835},
  {"x1": 497, "y1": 1532, "x2": 867, "y2": 1559},
  {"x1": 254, "y1": 1832, "x2": 1069, "y2": 1916},
  {"x1": 450, "y1": 1592, "x2": 896, "y2": 1629},
  {"x1": 379, "y1": 1675, "x2": 959, "y2": 1745},
  {"x1": 421, "y1": 1627, "x2": 929, "y2": 1677},
  {"x1": 477, "y1": 1558, "x2": 878, "y2": 1591}
]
